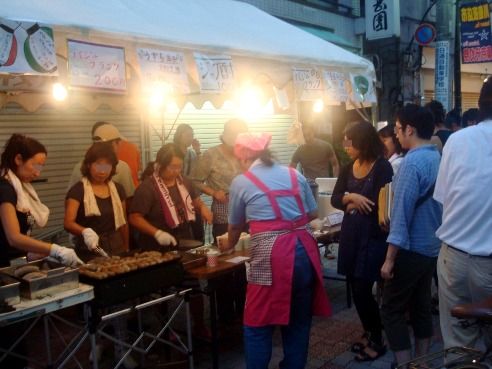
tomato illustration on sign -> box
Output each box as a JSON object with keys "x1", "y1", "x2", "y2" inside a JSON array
[
  {"x1": 0, "y1": 24, "x2": 17, "y2": 66},
  {"x1": 24, "y1": 23, "x2": 57, "y2": 73}
]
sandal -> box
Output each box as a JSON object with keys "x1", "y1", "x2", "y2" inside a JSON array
[
  {"x1": 350, "y1": 332, "x2": 370, "y2": 354},
  {"x1": 354, "y1": 341, "x2": 387, "y2": 362}
]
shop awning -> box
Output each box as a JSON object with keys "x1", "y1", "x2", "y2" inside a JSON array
[{"x1": 0, "y1": 0, "x2": 375, "y2": 111}]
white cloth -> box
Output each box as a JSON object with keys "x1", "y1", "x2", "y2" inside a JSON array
[
  {"x1": 434, "y1": 120, "x2": 492, "y2": 256},
  {"x1": 81, "y1": 177, "x2": 126, "y2": 230},
  {"x1": 4, "y1": 169, "x2": 49, "y2": 227}
]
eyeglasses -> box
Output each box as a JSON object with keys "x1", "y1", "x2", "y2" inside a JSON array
[
  {"x1": 166, "y1": 165, "x2": 183, "y2": 172},
  {"x1": 94, "y1": 163, "x2": 112, "y2": 173}
]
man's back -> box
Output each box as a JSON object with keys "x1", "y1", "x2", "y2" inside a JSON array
[
  {"x1": 434, "y1": 121, "x2": 492, "y2": 254},
  {"x1": 291, "y1": 138, "x2": 336, "y2": 180}
]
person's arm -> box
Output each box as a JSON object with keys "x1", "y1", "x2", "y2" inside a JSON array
[
  {"x1": 64, "y1": 198, "x2": 85, "y2": 236},
  {"x1": 430, "y1": 135, "x2": 443, "y2": 153},
  {"x1": 119, "y1": 200, "x2": 129, "y2": 251},
  {"x1": 224, "y1": 223, "x2": 243, "y2": 252},
  {"x1": 192, "y1": 197, "x2": 213, "y2": 224},
  {"x1": 189, "y1": 150, "x2": 228, "y2": 201},
  {"x1": 0, "y1": 202, "x2": 52, "y2": 255},
  {"x1": 289, "y1": 147, "x2": 300, "y2": 169},
  {"x1": 129, "y1": 212, "x2": 159, "y2": 237},
  {"x1": 327, "y1": 145, "x2": 340, "y2": 177},
  {"x1": 381, "y1": 243, "x2": 399, "y2": 279}
]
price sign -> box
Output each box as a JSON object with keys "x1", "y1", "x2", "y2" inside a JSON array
[
  {"x1": 68, "y1": 39, "x2": 126, "y2": 92},
  {"x1": 323, "y1": 70, "x2": 349, "y2": 103},
  {"x1": 137, "y1": 48, "x2": 189, "y2": 93},
  {"x1": 194, "y1": 52, "x2": 234, "y2": 93},
  {"x1": 292, "y1": 67, "x2": 323, "y2": 101}
]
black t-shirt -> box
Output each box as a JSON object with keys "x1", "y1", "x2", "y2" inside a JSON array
[
  {"x1": 130, "y1": 176, "x2": 197, "y2": 250},
  {"x1": 66, "y1": 181, "x2": 126, "y2": 244},
  {"x1": 0, "y1": 178, "x2": 29, "y2": 266}
]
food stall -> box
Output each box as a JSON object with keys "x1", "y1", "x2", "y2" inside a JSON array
[
  {"x1": 0, "y1": 0, "x2": 375, "y2": 240},
  {"x1": 0, "y1": 1, "x2": 375, "y2": 367}
]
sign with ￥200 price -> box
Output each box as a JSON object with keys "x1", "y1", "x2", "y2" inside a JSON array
[
  {"x1": 194, "y1": 52, "x2": 234, "y2": 93},
  {"x1": 67, "y1": 39, "x2": 127, "y2": 93}
]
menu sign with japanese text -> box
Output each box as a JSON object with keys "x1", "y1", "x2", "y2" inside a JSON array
[
  {"x1": 323, "y1": 70, "x2": 349, "y2": 103},
  {"x1": 365, "y1": 0, "x2": 400, "y2": 40},
  {"x1": 460, "y1": 2, "x2": 492, "y2": 64},
  {"x1": 0, "y1": 18, "x2": 57, "y2": 75},
  {"x1": 292, "y1": 67, "x2": 323, "y2": 101},
  {"x1": 67, "y1": 39, "x2": 126, "y2": 92},
  {"x1": 194, "y1": 53, "x2": 234, "y2": 93},
  {"x1": 137, "y1": 48, "x2": 189, "y2": 94}
]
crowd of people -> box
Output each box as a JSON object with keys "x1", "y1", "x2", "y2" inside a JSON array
[{"x1": 1, "y1": 78, "x2": 491, "y2": 369}]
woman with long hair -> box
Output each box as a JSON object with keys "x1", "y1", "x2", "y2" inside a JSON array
[{"x1": 331, "y1": 121, "x2": 393, "y2": 361}]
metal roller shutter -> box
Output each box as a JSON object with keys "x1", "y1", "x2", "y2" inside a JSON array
[{"x1": 0, "y1": 104, "x2": 142, "y2": 244}]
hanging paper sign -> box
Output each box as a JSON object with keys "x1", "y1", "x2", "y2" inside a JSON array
[
  {"x1": 137, "y1": 48, "x2": 189, "y2": 94},
  {"x1": 460, "y1": 2, "x2": 492, "y2": 64},
  {"x1": 68, "y1": 39, "x2": 126, "y2": 93},
  {"x1": 349, "y1": 73, "x2": 377, "y2": 104},
  {"x1": 194, "y1": 52, "x2": 234, "y2": 93},
  {"x1": 292, "y1": 67, "x2": 323, "y2": 101},
  {"x1": 0, "y1": 18, "x2": 57, "y2": 75},
  {"x1": 323, "y1": 70, "x2": 349, "y2": 103}
]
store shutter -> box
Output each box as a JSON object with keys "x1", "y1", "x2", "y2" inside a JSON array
[{"x1": 0, "y1": 104, "x2": 142, "y2": 244}]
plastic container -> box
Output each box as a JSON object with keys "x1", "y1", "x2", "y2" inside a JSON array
[{"x1": 206, "y1": 251, "x2": 219, "y2": 267}]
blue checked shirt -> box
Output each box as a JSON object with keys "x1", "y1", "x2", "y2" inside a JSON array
[{"x1": 387, "y1": 145, "x2": 442, "y2": 257}]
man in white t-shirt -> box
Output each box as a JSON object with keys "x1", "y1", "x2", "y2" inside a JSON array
[{"x1": 433, "y1": 78, "x2": 492, "y2": 349}]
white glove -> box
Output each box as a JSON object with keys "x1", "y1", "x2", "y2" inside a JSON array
[
  {"x1": 50, "y1": 244, "x2": 84, "y2": 267},
  {"x1": 154, "y1": 230, "x2": 177, "y2": 247},
  {"x1": 82, "y1": 228, "x2": 99, "y2": 251}
]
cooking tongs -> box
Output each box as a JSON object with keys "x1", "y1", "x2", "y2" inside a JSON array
[{"x1": 94, "y1": 245, "x2": 109, "y2": 258}]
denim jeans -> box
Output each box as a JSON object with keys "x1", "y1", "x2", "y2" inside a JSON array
[{"x1": 244, "y1": 243, "x2": 315, "y2": 369}]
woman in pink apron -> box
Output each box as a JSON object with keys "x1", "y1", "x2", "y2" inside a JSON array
[{"x1": 222, "y1": 132, "x2": 331, "y2": 369}]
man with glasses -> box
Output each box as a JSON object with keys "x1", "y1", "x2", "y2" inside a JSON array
[{"x1": 380, "y1": 104, "x2": 442, "y2": 367}]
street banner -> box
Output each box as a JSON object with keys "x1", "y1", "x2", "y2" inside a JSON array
[
  {"x1": 0, "y1": 18, "x2": 57, "y2": 75},
  {"x1": 292, "y1": 67, "x2": 323, "y2": 101},
  {"x1": 137, "y1": 48, "x2": 190, "y2": 94},
  {"x1": 365, "y1": 0, "x2": 400, "y2": 40},
  {"x1": 435, "y1": 40, "x2": 450, "y2": 110},
  {"x1": 460, "y1": 2, "x2": 492, "y2": 64},
  {"x1": 194, "y1": 52, "x2": 234, "y2": 93},
  {"x1": 68, "y1": 39, "x2": 126, "y2": 93}
]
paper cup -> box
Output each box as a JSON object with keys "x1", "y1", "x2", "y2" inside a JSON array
[{"x1": 206, "y1": 251, "x2": 219, "y2": 267}]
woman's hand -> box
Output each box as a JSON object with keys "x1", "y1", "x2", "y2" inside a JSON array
[
  {"x1": 201, "y1": 205, "x2": 213, "y2": 224},
  {"x1": 213, "y1": 189, "x2": 228, "y2": 203},
  {"x1": 347, "y1": 193, "x2": 374, "y2": 214}
]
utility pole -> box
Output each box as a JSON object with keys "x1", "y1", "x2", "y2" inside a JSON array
[{"x1": 434, "y1": 0, "x2": 455, "y2": 112}]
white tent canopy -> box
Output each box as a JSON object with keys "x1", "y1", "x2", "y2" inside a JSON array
[
  {"x1": 1, "y1": 0, "x2": 372, "y2": 70},
  {"x1": 0, "y1": 0, "x2": 375, "y2": 111}
]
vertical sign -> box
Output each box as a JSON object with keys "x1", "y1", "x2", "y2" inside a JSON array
[
  {"x1": 460, "y1": 2, "x2": 492, "y2": 64},
  {"x1": 435, "y1": 40, "x2": 450, "y2": 110},
  {"x1": 194, "y1": 53, "x2": 234, "y2": 93},
  {"x1": 323, "y1": 70, "x2": 349, "y2": 103},
  {"x1": 365, "y1": 0, "x2": 400, "y2": 40}
]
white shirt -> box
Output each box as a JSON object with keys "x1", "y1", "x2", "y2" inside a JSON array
[
  {"x1": 388, "y1": 153, "x2": 403, "y2": 178},
  {"x1": 434, "y1": 120, "x2": 492, "y2": 256}
]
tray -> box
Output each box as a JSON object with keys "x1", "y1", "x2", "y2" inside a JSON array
[
  {"x1": 0, "y1": 274, "x2": 20, "y2": 306},
  {"x1": 186, "y1": 244, "x2": 221, "y2": 256},
  {"x1": 0, "y1": 259, "x2": 79, "y2": 300}
]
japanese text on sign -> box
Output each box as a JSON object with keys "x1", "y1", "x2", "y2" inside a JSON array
[
  {"x1": 137, "y1": 48, "x2": 189, "y2": 94},
  {"x1": 365, "y1": 0, "x2": 400, "y2": 40},
  {"x1": 194, "y1": 53, "x2": 234, "y2": 93},
  {"x1": 435, "y1": 40, "x2": 450, "y2": 110},
  {"x1": 67, "y1": 39, "x2": 126, "y2": 92},
  {"x1": 460, "y1": 2, "x2": 492, "y2": 64},
  {"x1": 323, "y1": 70, "x2": 349, "y2": 103},
  {"x1": 293, "y1": 67, "x2": 323, "y2": 101}
]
